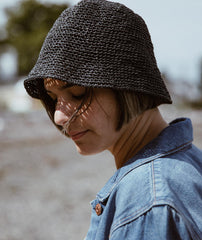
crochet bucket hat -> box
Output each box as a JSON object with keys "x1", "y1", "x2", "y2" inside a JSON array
[{"x1": 24, "y1": 0, "x2": 172, "y2": 105}]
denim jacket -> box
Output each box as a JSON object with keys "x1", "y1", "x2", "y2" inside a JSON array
[{"x1": 85, "y1": 118, "x2": 202, "y2": 240}]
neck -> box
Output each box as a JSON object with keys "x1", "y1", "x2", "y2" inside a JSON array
[{"x1": 109, "y1": 108, "x2": 168, "y2": 169}]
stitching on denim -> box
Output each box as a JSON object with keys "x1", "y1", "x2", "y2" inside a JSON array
[
  {"x1": 110, "y1": 199, "x2": 201, "y2": 240},
  {"x1": 98, "y1": 141, "x2": 192, "y2": 202},
  {"x1": 110, "y1": 201, "x2": 154, "y2": 235},
  {"x1": 151, "y1": 161, "x2": 156, "y2": 204},
  {"x1": 152, "y1": 201, "x2": 202, "y2": 240}
]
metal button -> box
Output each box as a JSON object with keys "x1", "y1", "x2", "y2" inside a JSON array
[{"x1": 95, "y1": 203, "x2": 103, "y2": 216}]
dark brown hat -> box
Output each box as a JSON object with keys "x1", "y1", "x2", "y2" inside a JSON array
[{"x1": 24, "y1": 0, "x2": 172, "y2": 105}]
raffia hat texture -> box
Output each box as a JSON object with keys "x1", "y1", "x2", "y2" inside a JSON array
[{"x1": 24, "y1": 0, "x2": 172, "y2": 105}]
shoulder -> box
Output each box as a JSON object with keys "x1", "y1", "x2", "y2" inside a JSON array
[
  {"x1": 153, "y1": 145, "x2": 202, "y2": 205},
  {"x1": 109, "y1": 150, "x2": 202, "y2": 239},
  {"x1": 113, "y1": 149, "x2": 202, "y2": 212}
]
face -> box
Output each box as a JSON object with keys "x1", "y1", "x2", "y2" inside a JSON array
[{"x1": 44, "y1": 78, "x2": 124, "y2": 155}]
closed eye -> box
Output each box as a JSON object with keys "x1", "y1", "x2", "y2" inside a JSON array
[
  {"x1": 46, "y1": 92, "x2": 57, "y2": 103},
  {"x1": 72, "y1": 94, "x2": 85, "y2": 101}
]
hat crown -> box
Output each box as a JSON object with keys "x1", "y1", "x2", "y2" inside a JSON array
[{"x1": 24, "y1": 0, "x2": 172, "y2": 105}]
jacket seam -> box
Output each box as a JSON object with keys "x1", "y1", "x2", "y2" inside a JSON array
[{"x1": 110, "y1": 200, "x2": 201, "y2": 240}]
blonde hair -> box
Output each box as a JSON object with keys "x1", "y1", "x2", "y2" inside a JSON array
[{"x1": 114, "y1": 90, "x2": 156, "y2": 130}]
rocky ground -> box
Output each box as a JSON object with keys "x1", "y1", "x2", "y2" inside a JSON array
[{"x1": 0, "y1": 105, "x2": 201, "y2": 240}]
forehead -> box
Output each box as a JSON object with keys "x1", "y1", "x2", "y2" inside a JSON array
[{"x1": 44, "y1": 78, "x2": 71, "y2": 90}]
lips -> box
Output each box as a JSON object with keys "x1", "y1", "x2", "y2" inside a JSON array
[{"x1": 69, "y1": 130, "x2": 89, "y2": 141}]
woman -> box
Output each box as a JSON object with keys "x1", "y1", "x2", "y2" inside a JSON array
[{"x1": 24, "y1": 0, "x2": 202, "y2": 239}]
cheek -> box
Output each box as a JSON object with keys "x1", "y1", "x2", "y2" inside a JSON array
[
  {"x1": 72, "y1": 106, "x2": 120, "y2": 155},
  {"x1": 82, "y1": 103, "x2": 117, "y2": 131}
]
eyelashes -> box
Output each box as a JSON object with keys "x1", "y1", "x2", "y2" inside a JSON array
[{"x1": 72, "y1": 94, "x2": 85, "y2": 101}]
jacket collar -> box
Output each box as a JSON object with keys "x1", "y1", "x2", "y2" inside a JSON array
[{"x1": 97, "y1": 118, "x2": 193, "y2": 202}]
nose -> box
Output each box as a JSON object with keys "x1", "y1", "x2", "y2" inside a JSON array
[
  {"x1": 54, "y1": 110, "x2": 69, "y2": 127},
  {"x1": 54, "y1": 96, "x2": 77, "y2": 127}
]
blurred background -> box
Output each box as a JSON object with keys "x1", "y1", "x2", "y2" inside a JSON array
[{"x1": 0, "y1": 0, "x2": 202, "y2": 239}]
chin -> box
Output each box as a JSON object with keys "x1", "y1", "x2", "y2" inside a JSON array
[{"x1": 76, "y1": 145, "x2": 103, "y2": 156}]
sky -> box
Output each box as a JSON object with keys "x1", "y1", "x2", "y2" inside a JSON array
[{"x1": 0, "y1": 0, "x2": 202, "y2": 83}]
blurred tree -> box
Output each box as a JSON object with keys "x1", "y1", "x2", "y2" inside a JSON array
[{"x1": 0, "y1": 0, "x2": 68, "y2": 76}]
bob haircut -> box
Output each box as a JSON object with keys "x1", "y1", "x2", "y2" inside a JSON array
[{"x1": 37, "y1": 79, "x2": 158, "y2": 136}]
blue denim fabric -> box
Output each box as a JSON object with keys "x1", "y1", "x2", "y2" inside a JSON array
[{"x1": 85, "y1": 118, "x2": 202, "y2": 240}]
